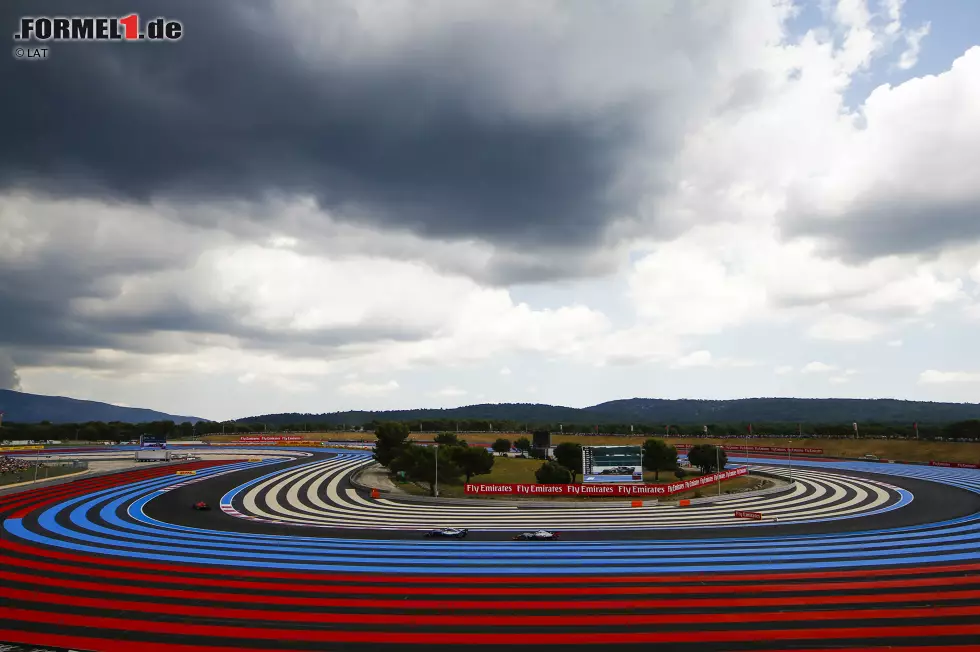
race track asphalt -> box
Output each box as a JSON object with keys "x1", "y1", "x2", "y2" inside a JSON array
[
  {"x1": 144, "y1": 454, "x2": 980, "y2": 540},
  {"x1": 1, "y1": 448, "x2": 979, "y2": 651}
]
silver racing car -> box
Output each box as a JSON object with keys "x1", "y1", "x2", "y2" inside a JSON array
[
  {"x1": 513, "y1": 530, "x2": 561, "y2": 541},
  {"x1": 424, "y1": 528, "x2": 469, "y2": 539}
]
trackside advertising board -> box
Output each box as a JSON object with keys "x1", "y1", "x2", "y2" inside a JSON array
[
  {"x1": 239, "y1": 435, "x2": 305, "y2": 443},
  {"x1": 209, "y1": 439, "x2": 322, "y2": 447},
  {"x1": 677, "y1": 445, "x2": 823, "y2": 454},
  {"x1": 465, "y1": 466, "x2": 747, "y2": 496},
  {"x1": 929, "y1": 461, "x2": 980, "y2": 469}
]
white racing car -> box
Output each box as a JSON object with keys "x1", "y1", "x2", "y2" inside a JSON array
[
  {"x1": 513, "y1": 530, "x2": 561, "y2": 541},
  {"x1": 423, "y1": 528, "x2": 469, "y2": 539}
]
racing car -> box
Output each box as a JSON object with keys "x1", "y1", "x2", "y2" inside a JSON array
[
  {"x1": 513, "y1": 530, "x2": 560, "y2": 541},
  {"x1": 192, "y1": 501, "x2": 211, "y2": 511},
  {"x1": 599, "y1": 466, "x2": 636, "y2": 475},
  {"x1": 423, "y1": 528, "x2": 469, "y2": 539}
]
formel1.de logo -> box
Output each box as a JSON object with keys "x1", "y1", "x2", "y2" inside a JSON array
[{"x1": 13, "y1": 14, "x2": 182, "y2": 42}]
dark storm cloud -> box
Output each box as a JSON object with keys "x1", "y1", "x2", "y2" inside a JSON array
[
  {"x1": 0, "y1": 351, "x2": 22, "y2": 391},
  {"x1": 91, "y1": 306, "x2": 432, "y2": 351},
  {"x1": 0, "y1": 258, "x2": 432, "y2": 357},
  {"x1": 782, "y1": 194, "x2": 980, "y2": 263},
  {"x1": 0, "y1": 0, "x2": 643, "y2": 250}
]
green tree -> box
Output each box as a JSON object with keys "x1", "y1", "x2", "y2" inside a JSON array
[
  {"x1": 943, "y1": 420, "x2": 980, "y2": 441},
  {"x1": 434, "y1": 432, "x2": 465, "y2": 446},
  {"x1": 642, "y1": 438, "x2": 678, "y2": 481},
  {"x1": 535, "y1": 461, "x2": 574, "y2": 484},
  {"x1": 687, "y1": 444, "x2": 727, "y2": 474},
  {"x1": 373, "y1": 422, "x2": 411, "y2": 467},
  {"x1": 514, "y1": 436, "x2": 532, "y2": 453},
  {"x1": 390, "y1": 444, "x2": 462, "y2": 496},
  {"x1": 552, "y1": 442, "x2": 583, "y2": 475},
  {"x1": 492, "y1": 438, "x2": 512, "y2": 453},
  {"x1": 450, "y1": 446, "x2": 495, "y2": 483}
]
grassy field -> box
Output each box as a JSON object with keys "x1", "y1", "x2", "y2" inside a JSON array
[
  {"x1": 667, "y1": 475, "x2": 772, "y2": 501},
  {"x1": 202, "y1": 431, "x2": 980, "y2": 463},
  {"x1": 395, "y1": 457, "x2": 762, "y2": 501},
  {"x1": 0, "y1": 464, "x2": 81, "y2": 487}
]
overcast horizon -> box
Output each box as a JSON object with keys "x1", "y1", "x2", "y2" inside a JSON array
[{"x1": 2, "y1": 0, "x2": 979, "y2": 422}]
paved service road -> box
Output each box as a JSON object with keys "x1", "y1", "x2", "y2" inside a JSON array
[{"x1": 2, "y1": 447, "x2": 979, "y2": 650}]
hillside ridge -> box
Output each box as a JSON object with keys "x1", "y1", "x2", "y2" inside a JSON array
[
  {"x1": 0, "y1": 389, "x2": 206, "y2": 424},
  {"x1": 238, "y1": 397, "x2": 980, "y2": 426}
]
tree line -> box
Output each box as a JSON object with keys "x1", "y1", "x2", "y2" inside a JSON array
[
  {"x1": 239, "y1": 398, "x2": 980, "y2": 427},
  {"x1": 3, "y1": 418, "x2": 980, "y2": 443},
  {"x1": 371, "y1": 424, "x2": 731, "y2": 493}
]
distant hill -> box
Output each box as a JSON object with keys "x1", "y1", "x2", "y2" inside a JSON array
[
  {"x1": 240, "y1": 397, "x2": 980, "y2": 427},
  {"x1": 0, "y1": 389, "x2": 206, "y2": 425}
]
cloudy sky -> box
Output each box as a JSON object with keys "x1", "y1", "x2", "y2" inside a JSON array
[{"x1": 1, "y1": 0, "x2": 979, "y2": 421}]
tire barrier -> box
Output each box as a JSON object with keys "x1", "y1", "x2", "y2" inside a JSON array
[{"x1": 0, "y1": 448, "x2": 978, "y2": 650}]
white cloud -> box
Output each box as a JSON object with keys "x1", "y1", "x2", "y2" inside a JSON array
[
  {"x1": 887, "y1": 339, "x2": 903, "y2": 347},
  {"x1": 268, "y1": 235, "x2": 299, "y2": 249},
  {"x1": 672, "y1": 350, "x2": 714, "y2": 368},
  {"x1": 784, "y1": 46, "x2": 980, "y2": 260},
  {"x1": 802, "y1": 361, "x2": 838, "y2": 374},
  {"x1": 338, "y1": 380, "x2": 400, "y2": 397},
  {"x1": 431, "y1": 386, "x2": 467, "y2": 398},
  {"x1": 235, "y1": 370, "x2": 316, "y2": 393},
  {"x1": 774, "y1": 365, "x2": 794, "y2": 375},
  {"x1": 897, "y1": 22, "x2": 930, "y2": 70},
  {"x1": 830, "y1": 368, "x2": 859, "y2": 384},
  {"x1": 499, "y1": 367, "x2": 512, "y2": 376},
  {"x1": 627, "y1": 241, "x2": 768, "y2": 337},
  {"x1": 807, "y1": 313, "x2": 884, "y2": 342},
  {"x1": 53, "y1": 237, "x2": 616, "y2": 376},
  {"x1": 970, "y1": 261, "x2": 980, "y2": 285},
  {"x1": 918, "y1": 370, "x2": 980, "y2": 385},
  {"x1": 671, "y1": 350, "x2": 757, "y2": 369}
]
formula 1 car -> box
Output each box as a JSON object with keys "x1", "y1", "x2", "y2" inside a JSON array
[
  {"x1": 424, "y1": 528, "x2": 469, "y2": 539},
  {"x1": 599, "y1": 467, "x2": 636, "y2": 475},
  {"x1": 513, "y1": 530, "x2": 560, "y2": 541},
  {"x1": 192, "y1": 501, "x2": 211, "y2": 511}
]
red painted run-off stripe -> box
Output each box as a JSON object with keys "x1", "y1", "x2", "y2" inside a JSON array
[
  {"x1": 0, "y1": 630, "x2": 265, "y2": 652},
  {"x1": 3, "y1": 537, "x2": 979, "y2": 585},
  {"x1": 2, "y1": 607, "x2": 979, "y2": 644},
  {"x1": 2, "y1": 559, "x2": 977, "y2": 598},
  {"x1": 0, "y1": 633, "x2": 976, "y2": 652},
  {"x1": 0, "y1": 465, "x2": 182, "y2": 507},
  {"x1": 3, "y1": 461, "x2": 227, "y2": 518},
  {"x1": 782, "y1": 649, "x2": 980, "y2": 652},
  {"x1": 4, "y1": 585, "x2": 980, "y2": 627},
  {"x1": 4, "y1": 568, "x2": 980, "y2": 611},
  {"x1": 0, "y1": 458, "x2": 220, "y2": 502}
]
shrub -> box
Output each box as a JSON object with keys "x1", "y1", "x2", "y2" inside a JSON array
[{"x1": 535, "y1": 461, "x2": 574, "y2": 484}]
